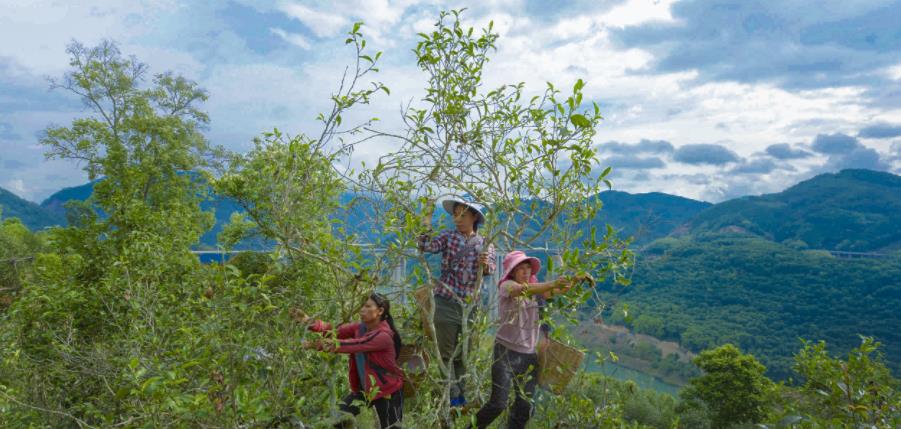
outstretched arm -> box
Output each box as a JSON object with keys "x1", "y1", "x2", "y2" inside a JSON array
[
  {"x1": 418, "y1": 229, "x2": 448, "y2": 253},
  {"x1": 332, "y1": 330, "x2": 393, "y2": 354},
  {"x1": 502, "y1": 279, "x2": 565, "y2": 299},
  {"x1": 303, "y1": 322, "x2": 361, "y2": 351},
  {"x1": 307, "y1": 321, "x2": 358, "y2": 339},
  {"x1": 502, "y1": 274, "x2": 592, "y2": 299}
]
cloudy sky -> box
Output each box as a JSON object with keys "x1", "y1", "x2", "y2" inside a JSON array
[{"x1": 2, "y1": 0, "x2": 900, "y2": 203}]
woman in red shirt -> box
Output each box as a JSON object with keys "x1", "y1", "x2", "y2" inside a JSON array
[{"x1": 304, "y1": 293, "x2": 404, "y2": 428}]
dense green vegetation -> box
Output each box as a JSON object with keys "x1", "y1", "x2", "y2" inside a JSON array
[
  {"x1": 604, "y1": 232, "x2": 901, "y2": 379},
  {"x1": 0, "y1": 214, "x2": 47, "y2": 309},
  {"x1": 687, "y1": 169, "x2": 901, "y2": 252},
  {"x1": 1, "y1": 10, "x2": 899, "y2": 428}
]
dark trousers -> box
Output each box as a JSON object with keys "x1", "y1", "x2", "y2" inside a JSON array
[
  {"x1": 434, "y1": 295, "x2": 476, "y2": 398},
  {"x1": 337, "y1": 391, "x2": 403, "y2": 429},
  {"x1": 474, "y1": 342, "x2": 539, "y2": 429}
]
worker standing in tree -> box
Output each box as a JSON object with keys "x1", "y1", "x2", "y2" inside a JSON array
[
  {"x1": 472, "y1": 251, "x2": 586, "y2": 429},
  {"x1": 418, "y1": 197, "x2": 497, "y2": 408}
]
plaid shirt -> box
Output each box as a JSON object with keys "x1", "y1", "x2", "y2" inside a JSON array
[{"x1": 418, "y1": 229, "x2": 496, "y2": 300}]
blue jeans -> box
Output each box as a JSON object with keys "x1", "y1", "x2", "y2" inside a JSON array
[{"x1": 474, "y1": 342, "x2": 538, "y2": 429}]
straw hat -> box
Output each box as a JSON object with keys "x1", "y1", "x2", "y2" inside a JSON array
[
  {"x1": 499, "y1": 250, "x2": 541, "y2": 286},
  {"x1": 440, "y1": 197, "x2": 486, "y2": 228}
]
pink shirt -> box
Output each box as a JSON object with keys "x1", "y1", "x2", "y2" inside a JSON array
[{"x1": 495, "y1": 279, "x2": 541, "y2": 354}]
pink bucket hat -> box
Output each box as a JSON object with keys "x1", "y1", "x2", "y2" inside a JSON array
[{"x1": 499, "y1": 250, "x2": 541, "y2": 286}]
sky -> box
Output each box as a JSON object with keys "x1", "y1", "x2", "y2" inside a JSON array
[{"x1": 1, "y1": 0, "x2": 900, "y2": 203}]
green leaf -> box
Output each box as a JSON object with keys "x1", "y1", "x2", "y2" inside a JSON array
[
  {"x1": 574, "y1": 78, "x2": 585, "y2": 92},
  {"x1": 599, "y1": 166, "x2": 612, "y2": 178},
  {"x1": 570, "y1": 114, "x2": 590, "y2": 128}
]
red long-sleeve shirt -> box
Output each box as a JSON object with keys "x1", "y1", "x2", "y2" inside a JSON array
[{"x1": 308, "y1": 320, "x2": 403, "y2": 399}]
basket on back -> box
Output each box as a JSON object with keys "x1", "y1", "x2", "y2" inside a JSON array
[
  {"x1": 412, "y1": 285, "x2": 434, "y2": 340},
  {"x1": 537, "y1": 337, "x2": 584, "y2": 394},
  {"x1": 397, "y1": 344, "x2": 429, "y2": 398}
]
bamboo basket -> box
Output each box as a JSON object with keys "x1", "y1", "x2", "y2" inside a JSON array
[
  {"x1": 397, "y1": 344, "x2": 429, "y2": 398},
  {"x1": 537, "y1": 338, "x2": 584, "y2": 394},
  {"x1": 412, "y1": 286, "x2": 434, "y2": 340}
]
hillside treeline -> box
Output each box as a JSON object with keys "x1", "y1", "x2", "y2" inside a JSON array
[
  {"x1": 1, "y1": 10, "x2": 899, "y2": 428},
  {"x1": 603, "y1": 233, "x2": 901, "y2": 380}
]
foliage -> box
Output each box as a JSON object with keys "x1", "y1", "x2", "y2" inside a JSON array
[
  {"x1": 40, "y1": 39, "x2": 216, "y2": 254},
  {"x1": 769, "y1": 337, "x2": 900, "y2": 428},
  {"x1": 678, "y1": 344, "x2": 775, "y2": 428},
  {"x1": 0, "y1": 216, "x2": 47, "y2": 308},
  {"x1": 213, "y1": 21, "x2": 390, "y2": 327},
  {"x1": 348, "y1": 9, "x2": 632, "y2": 422},
  {"x1": 603, "y1": 232, "x2": 901, "y2": 379},
  {"x1": 2, "y1": 9, "x2": 899, "y2": 429},
  {"x1": 0, "y1": 39, "x2": 223, "y2": 427}
]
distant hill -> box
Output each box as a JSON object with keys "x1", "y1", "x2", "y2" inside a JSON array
[
  {"x1": 588, "y1": 191, "x2": 711, "y2": 245},
  {"x1": 0, "y1": 187, "x2": 65, "y2": 230},
  {"x1": 33, "y1": 180, "x2": 712, "y2": 248},
  {"x1": 17, "y1": 168, "x2": 901, "y2": 252},
  {"x1": 40, "y1": 181, "x2": 96, "y2": 221},
  {"x1": 38, "y1": 179, "x2": 250, "y2": 249},
  {"x1": 602, "y1": 232, "x2": 901, "y2": 380},
  {"x1": 687, "y1": 169, "x2": 901, "y2": 252}
]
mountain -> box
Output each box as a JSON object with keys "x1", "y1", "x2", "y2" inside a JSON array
[
  {"x1": 600, "y1": 232, "x2": 901, "y2": 380},
  {"x1": 0, "y1": 187, "x2": 65, "y2": 229},
  {"x1": 687, "y1": 169, "x2": 901, "y2": 252},
  {"x1": 40, "y1": 181, "x2": 96, "y2": 222},
  {"x1": 589, "y1": 191, "x2": 711, "y2": 245},
  {"x1": 39, "y1": 179, "x2": 250, "y2": 248},
  {"x1": 24, "y1": 169, "x2": 901, "y2": 251},
  {"x1": 9, "y1": 169, "x2": 901, "y2": 380},
  {"x1": 585, "y1": 169, "x2": 901, "y2": 381}
]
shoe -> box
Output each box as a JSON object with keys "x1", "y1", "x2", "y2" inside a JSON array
[{"x1": 450, "y1": 396, "x2": 466, "y2": 408}]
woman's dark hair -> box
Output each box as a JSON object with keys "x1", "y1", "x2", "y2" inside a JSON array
[{"x1": 369, "y1": 292, "x2": 402, "y2": 358}]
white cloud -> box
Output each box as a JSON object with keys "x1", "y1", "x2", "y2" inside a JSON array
[
  {"x1": 0, "y1": 0, "x2": 174, "y2": 75},
  {"x1": 1, "y1": 0, "x2": 898, "y2": 203},
  {"x1": 278, "y1": 2, "x2": 348, "y2": 38},
  {"x1": 269, "y1": 27, "x2": 312, "y2": 49},
  {"x1": 885, "y1": 63, "x2": 901, "y2": 81},
  {"x1": 599, "y1": 0, "x2": 678, "y2": 28},
  {"x1": 3, "y1": 178, "x2": 28, "y2": 199}
]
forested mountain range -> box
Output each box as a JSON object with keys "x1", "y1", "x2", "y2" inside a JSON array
[
  {"x1": 13, "y1": 180, "x2": 246, "y2": 247},
  {"x1": 685, "y1": 169, "x2": 901, "y2": 252},
  {"x1": 0, "y1": 187, "x2": 65, "y2": 230},
  {"x1": 4, "y1": 169, "x2": 900, "y2": 380},
  {"x1": 5, "y1": 169, "x2": 897, "y2": 252},
  {"x1": 2, "y1": 177, "x2": 713, "y2": 247},
  {"x1": 600, "y1": 232, "x2": 901, "y2": 379}
]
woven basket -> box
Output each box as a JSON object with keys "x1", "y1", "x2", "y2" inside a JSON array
[
  {"x1": 397, "y1": 345, "x2": 429, "y2": 398},
  {"x1": 538, "y1": 337, "x2": 584, "y2": 394},
  {"x1": 412, "y1": 286, "x2": 434, "y2": 340}
]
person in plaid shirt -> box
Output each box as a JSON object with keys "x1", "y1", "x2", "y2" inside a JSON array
[{"x1": 418, "y1": 198, "x2": 496, "y2": 408}]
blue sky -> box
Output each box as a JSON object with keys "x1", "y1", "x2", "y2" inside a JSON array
[{"x1": 1, "y1": 0, "x2": 900, "y2": 202}]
